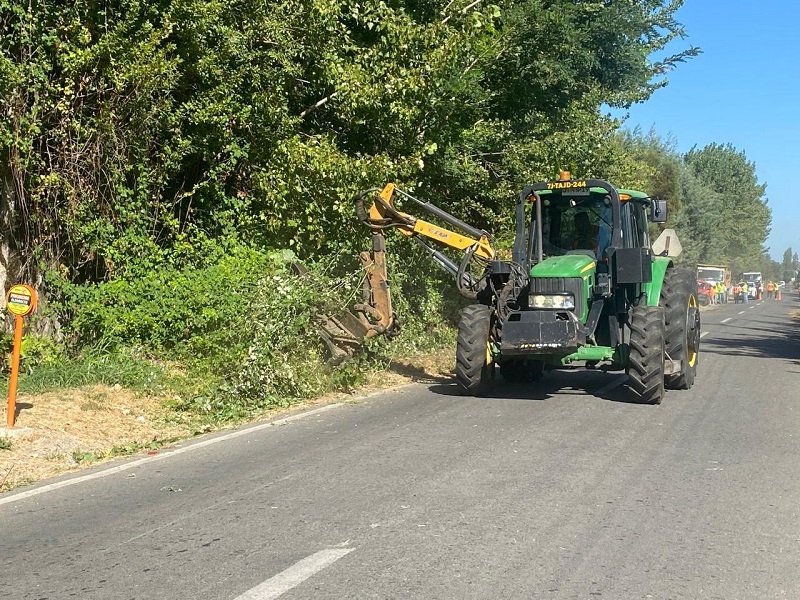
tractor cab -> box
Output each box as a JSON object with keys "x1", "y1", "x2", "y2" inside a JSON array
[
  {"x1": 537, "y1": 190, "x2": 612, "y2": 261},
  {"x1": 513, "y1": 173, "x2": 666, "y2": 281}
]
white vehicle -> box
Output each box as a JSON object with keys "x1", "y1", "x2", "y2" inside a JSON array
[
  {"x1": 742, "y1": 271, "x2": 762, "y2": 298},
  {"x1": 697, "y1": 264, "x2": 730, "y2": 302}
]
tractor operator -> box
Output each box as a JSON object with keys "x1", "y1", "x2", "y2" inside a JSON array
[{"x1": 572, "y1": 212, "x2": 599, "y2": 255}]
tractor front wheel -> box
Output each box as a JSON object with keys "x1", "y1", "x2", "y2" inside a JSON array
[
  {"x1": 626, "y1": 304, "x2": 666, "y2": 405},
  {"x1": 455, "y1": 304, "x2": 495, "y2": 396},
  {"x1": 661, "y1": 268, "x2": 700, "y2": 390}
]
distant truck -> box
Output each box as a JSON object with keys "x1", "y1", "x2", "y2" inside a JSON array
[
  {"x1": 741, "y1": 271, "x2": 763, "y2": 298},
  {"x1": 697, "y1": 264, "x2": 730, "y2": 302}
]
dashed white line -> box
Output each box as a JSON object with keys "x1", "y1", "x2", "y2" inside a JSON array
[
  {"x1": 738, "y1": 310, "x2": 746, "y2": 314},
  {"x1": 234, "y1": 548, "x2": 355, "y2": 600},
  {"x1": 700, "y1": 331, "x2": 710, "y2": 338},
  {"x1": 721, "y1": 318, "x2": 732, "y2": 323}
]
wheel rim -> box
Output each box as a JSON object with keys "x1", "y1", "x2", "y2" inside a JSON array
[{"x1": 686, "y1": 294, "x2": 700, "y2": 367}]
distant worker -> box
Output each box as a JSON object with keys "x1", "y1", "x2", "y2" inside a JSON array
[
  {"x1": 766, "y1": 280, "x2": 775, "y2": 300},
  {"x1": 741, "y1": 281, "x2": 749, "y2": 303},
  {"x1": 572, "y1": 212, "x2": 598, "y2": 254},
  {"x1": 715, "y1": 282, "x2": 724, "y2": 305}
]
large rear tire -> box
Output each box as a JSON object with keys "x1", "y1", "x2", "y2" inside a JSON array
[
  {"x1": 455, "y1": 305, "x2": 495, "y2": 396},
  {"x1": 661, "y1": 268, "x2": 700, "y2": 390},
  {"x1": 626, "y1": 304, "x2": 665, "y2": 405}
]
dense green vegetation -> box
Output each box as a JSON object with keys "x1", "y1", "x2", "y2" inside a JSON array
[
  {"x1": 0, "y1": 1, "x2": 787, "y2": 422},
  {"x1": 622, "y1": 133, "x2": 784, "y2": 280}
]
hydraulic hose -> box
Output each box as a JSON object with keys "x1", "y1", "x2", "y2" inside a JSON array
[{"x1": 354, "y1": 188, "x2": 413, "y2": 230}]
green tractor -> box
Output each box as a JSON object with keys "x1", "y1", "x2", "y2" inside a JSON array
[{"x1": 354, "y1": 173, "x2": 700, "y2": 404}]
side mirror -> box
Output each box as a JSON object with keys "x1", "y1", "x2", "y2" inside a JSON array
[{"x1": 650, "y1": 198, "x2": 667, "y2": 223}]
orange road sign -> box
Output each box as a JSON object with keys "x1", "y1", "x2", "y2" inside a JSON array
[{"x1": 6, "y1": 284, "x2": 38, "y2": 428}]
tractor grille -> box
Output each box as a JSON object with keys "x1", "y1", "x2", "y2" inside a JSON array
[{"x1": 528, "y1": 277, "x2": 585, "y2": 317}]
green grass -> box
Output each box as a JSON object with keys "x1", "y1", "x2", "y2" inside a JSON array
[
  {"x1": 71, "y1": 439, "x2": 174, "y2": 465},
  {"x1": 0, "y1": 292, "x2": 459, "y2": 429},
  {"x1": 0, "y1": 350, "x2": 172, "y2": 397}
]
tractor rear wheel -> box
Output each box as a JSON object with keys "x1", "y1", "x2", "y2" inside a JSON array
[
  {"x1": 626, "y1": 304, "x2": 666, "y2": 405},
  {"x1": 661, "y1": 268, "x2": 700, "y2": 390},
  {"x1": 455, "y1": 304, "x2": 495, "y2": 396}
]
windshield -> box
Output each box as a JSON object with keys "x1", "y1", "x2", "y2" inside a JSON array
[
  {"x1": 697, "y1": 268, "x2": 725, "y2": 283},
  {"x1": 539, "y1": 194, "x2": 612, "y2": 260},
  {"x1": 742, "y1": 272, "x2": 762, "y2": 283}
]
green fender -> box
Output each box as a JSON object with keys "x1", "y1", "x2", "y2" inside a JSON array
[{"x1": 643, "y1": 257, "x2": 674, "y2": 306}]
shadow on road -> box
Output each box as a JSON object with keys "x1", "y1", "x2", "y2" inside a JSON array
[
  {"x1": 702, "y1": 308, "x2": 800, "y2": 363},
  {"x1": 417, "y1": 301, "x2": 800, "y2": 404},
  {"x1": 428, "y1": 366, "x2": 657, "y2": 406},
  {"x1": 387, "y1": 360, "x2": 452, "y2": 385}
]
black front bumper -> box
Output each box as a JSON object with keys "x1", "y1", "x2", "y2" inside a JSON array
[{"x1": 500, "y1": 310, "x2": 582, "y2": 356}]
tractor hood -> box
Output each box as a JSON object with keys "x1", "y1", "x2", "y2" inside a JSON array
[{"x1": 530, "y1": 254, "x2": 595, "y2": 278}]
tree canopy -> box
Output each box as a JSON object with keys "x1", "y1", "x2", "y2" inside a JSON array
[{"x1": 1, "y1": 0, "x2": 700, "y2": 285}]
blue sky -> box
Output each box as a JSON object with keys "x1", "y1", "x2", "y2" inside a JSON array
[{"x1": 610, "y1": 0, "x2": 800, "y2": 263}]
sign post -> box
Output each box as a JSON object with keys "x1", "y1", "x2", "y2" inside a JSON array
[{"x1": 6, "y1": 284, "x2": 37, "y2": 429}]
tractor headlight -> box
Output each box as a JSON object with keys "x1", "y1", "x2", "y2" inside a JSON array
[{"x1": 529, "y1": 294, "x2": 575, "y2": 310}]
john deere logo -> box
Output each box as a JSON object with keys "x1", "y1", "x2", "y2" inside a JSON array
[{"x1": 6, "y1": 284, "x2": 37, "y2": 317}]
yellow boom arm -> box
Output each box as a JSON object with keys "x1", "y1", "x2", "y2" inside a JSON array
[
  {"x1": 368, "y1": 184, "x2": 495, "y2": 261},
  {"x1": 354, "y1": 183, "x2": 497, "y2": 338}
]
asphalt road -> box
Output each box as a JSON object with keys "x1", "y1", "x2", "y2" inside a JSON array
[{"x1": 2, "y1": 295, "x2": 799, "y2": 599}]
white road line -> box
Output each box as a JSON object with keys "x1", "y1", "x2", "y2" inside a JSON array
[
  {"x1": 234, "y1": 548, "x2": 354, "y2": 600},
  {"x1": 749, "y1": 305, "x2": 755, "y2": 309},
  {"x1": 700, "y1": 331, "x2": 709, "y2": 338},
  {"x1": 738, "y1": 310, "x2": 746, "y2": 314},
  {"x1": 596, "y1": 374, "x2": 628, "y2": 395},
  {"x1": 721, "y1": 318, "x2": 732, "y2": 323},
  {"x1": 0, "y1": 403, "x2": 346, "y2": 506}
]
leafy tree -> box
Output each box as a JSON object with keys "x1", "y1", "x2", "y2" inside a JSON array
[
  {"x1": 778, "y1": 247, "x2": 799, "y2": 282},
  {"x1": 0, "y1": 0, "x2": 703, "y2": 383},
  {"x1": 1, "y1": 1, "x2": 701, "y2": 281},
  {"x1": 682, "y1": 143, "x2": 770, "y2": 273},
  {"x1": 616, "y1": 128, "x2": 682, "y2": 222},
  {"x1": 672, "y1": 168, "x2": 725, "y2": 267}
]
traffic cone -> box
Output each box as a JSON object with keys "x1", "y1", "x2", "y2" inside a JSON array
[{"x1": 776, "y1": 287, "x2": 782, "y2": 301}]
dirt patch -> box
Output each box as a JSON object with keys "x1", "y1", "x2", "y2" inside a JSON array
[
  {"x1": 1, "y1": 386, "x2": 196, "y2": 491},
  {"x1": 0, "y1": 350, "x2": 455, "y2": 493}
]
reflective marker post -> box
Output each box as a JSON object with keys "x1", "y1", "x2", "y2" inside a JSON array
[{"x1": 6, "y1": 284, "x2": 37, "y2": 429}]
